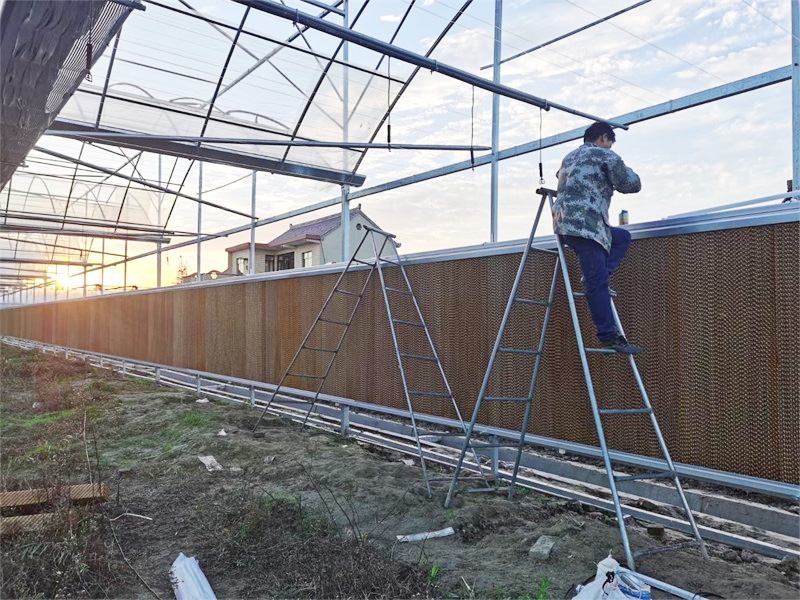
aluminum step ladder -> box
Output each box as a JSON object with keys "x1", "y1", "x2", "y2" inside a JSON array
[
  {"x1": 253, "y1": 223, "x2": 487, "y2": 498},
  {"x1": 444, "y1": 187, "x2": 707, "y2": 570}
]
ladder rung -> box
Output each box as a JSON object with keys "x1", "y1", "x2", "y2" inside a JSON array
[
  {"x1": 585, "y1": 347, "x2": 621, "y2": 354},
  {"x1": 599, "y1": 408, "x2": 652, "y2": 415},
  {"x1": 533, "y1": 248, "x2": 558, "y2": 255},
  {"x1": 400, "y1": 353, "x2": 437, "y2": 362},
  {"x1": 386, "y1": 287, "x2": 412, "y2": 295},
  {"x1": 498, "y1": 347, "x2": 541, "y2": 355},
  {"x1": 393, "y1": 319, "x2": 425, "y2": 328},
  {"x1": 408, "y1": 391, "x2": 450, "y2": 398},
  {"x1": 379, "y1": 258, "x2": 401, "y2": 266},
  {"x1": 469, "y1": 442, "x2": 518, "y2": 449},
  {"x1": 615, "y1": 471, "x2": 674, "y2": 482},
  {"x1": 484, "y1": 396, "x2": 530, "y2": 402},
  {"x1": 319, "y1": 318, "x2": 350, "y2": 326},
  {"x1": 633, "y1": 540, "x2": 701, "y2": 558},
  {"x1": 468, "y1": 486, "x2": 508, "y2": 493},
  {"x1": 287, "y1": 373, "x2": 324, "y2": 379},
  {"x1": 334, "y1": 289, "x2": 360, "y2": 296},
  {"x1": 352, "y1": 258, "x2": 375, "y2": 266},
  {"x1": 573, "y1": 289, "x2": 618, "y2": 298},
  {"x1": 303, "y1": 346, "x2": 337, "y2": 353},
  {"x1": 431, "y1": 432, "x2": 465, "y2": 437},
  {"x1": 513, "y1": 297, "x2": 549, "y2": 307}
]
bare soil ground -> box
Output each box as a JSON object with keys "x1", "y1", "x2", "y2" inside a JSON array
[{"x1": 1, "y1": 342, "x2": 798, "y2": 599}]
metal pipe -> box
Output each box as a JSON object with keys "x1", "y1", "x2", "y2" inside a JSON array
[
  {"x1": 123, "y1": 241, "x2": 128, "y2": 291},
  {"x1": 490, "y1": 0, "x2": 502, "y2": 243},
  {"x1": 617, "y1": 568, "x2": 708, "y2": 600},
  {"x1": 345, "y1": 66, "x2": 791, "y2": 204},
  {"x1": 250, "y1": 171, "x2": 256, "y2": 275},
  {"x1": 43, "y1": 133, "x2": 488, "y2": 150},
  {"x1": 157, "y1": 155, "x2": 162, "y2": 288},
  {"x1": 792, "y1": 0, "x2": 799, "y2": 190},
  {"x1": 197, "y1": 163, "x2": 202, "y2": 283},
  {"x1": 340, "y1": 0, "x2": 350, "y2": 263},
  {"x1": 101, "y1": 239, "x2": 105, "y2": 295},
  {"x1": 232, "y1": 0, "x2": 629, "y2": 128},
  {"x1": 548, "y1": 192, "x2": 635, "y2": 569},
  {"x1": 481, "y1": 0, "x2": 653, "y2": 70},
  {"x1": 32, "y1": 146, "x2": 253, "y2": 219}
]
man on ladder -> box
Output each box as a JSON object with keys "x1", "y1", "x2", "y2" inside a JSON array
[{"x1": 553, "y1": 121, "x2": 642, "y2": 354}]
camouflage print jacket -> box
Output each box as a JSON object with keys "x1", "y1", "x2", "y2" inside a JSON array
[{"x1": 552, "y1": 142, "x2": 641, "y2": 252}]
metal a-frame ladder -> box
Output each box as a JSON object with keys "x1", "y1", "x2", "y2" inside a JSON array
[
  {"x1": 252, "y1": 223, "x2": 487, "y2": 498},
  {"x1": 444, "y1": 188, "x2": 707, "y2": 570}
]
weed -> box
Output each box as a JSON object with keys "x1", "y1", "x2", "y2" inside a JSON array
[
  {"x1": 0, "y1": 507, "x2": 127, "y2": 598},
  {"x1": 537, "y1": 576, "x2": 551, "y2": 600},
  {"x1": 429, "y1": 564, "x2": 441, "y2": 583}
]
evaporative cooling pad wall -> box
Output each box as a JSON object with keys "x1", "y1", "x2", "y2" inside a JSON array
[{"x1": 1, "y1": 222, "x2": 797, "y2": 483}]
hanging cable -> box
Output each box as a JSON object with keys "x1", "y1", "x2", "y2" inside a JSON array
[
  {"x1": 387, "y1": 57, "x2": 392, "y2": 152},
  {"x1": 470, "y1": 85, "x2": 475, "y2": 170},
  {"x1": 85, "y1": 7, "x2": 94, "y2": 82},
  {"x1": 538, "y1": 108, "x2": 545, "y2": 185}
]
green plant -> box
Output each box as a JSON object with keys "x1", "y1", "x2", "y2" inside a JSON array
[
  {"x1": 429, "y1": 564, "x2": 441, "y2": 583},
  {"x1": 536, "y1": 576, "x2": 551, "y2": 600}
]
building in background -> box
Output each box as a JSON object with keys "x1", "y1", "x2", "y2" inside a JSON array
[{"x1": 223, "y1": 205, "x2": 390, "y2": 276}]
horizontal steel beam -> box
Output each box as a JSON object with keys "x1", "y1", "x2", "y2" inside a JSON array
[
  {"x1": 346, "y1": 66, "x2": 792, "y2": 202},
  {"x1": 0, "y1": 274, "x2": 52, "y2": 280},
  {"x1": 32, "y1": 145, "x2": 255, "y2": 219},
  {"x1": 0, "y1": 235, "x2": 127, "y2": 258},
  {"x1": 1, "y1": 211, "x2": 181, "y2": 235},
  {"x1": 480, "y1": 0, "x2": 653, "y2": 70},
  {"x1": 0, "y1": 258, "x2": 97, "y2": 266},
  {"x1": 0, "y1": 225, "x2": 170, "y2": 243},
  {"x1": 298, "y1": 0, "x2": 343, "y2": 16},
  {"x1": 232, "y1": 0, "x2": 629, "y2": 128},
  {"x1": 44, "y1": 132, "x2": 490, "y2": 151},
  {"x1": 56, "y1": 67, "x2": 792, "y2": 287}
]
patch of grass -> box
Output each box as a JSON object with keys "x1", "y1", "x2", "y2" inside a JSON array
[
  {"x1": 3, "y1": 407, "x2": 79, "y2": 430},
  {"x1": 182, "y1": 410, "x2": 213, "y2": 428}
]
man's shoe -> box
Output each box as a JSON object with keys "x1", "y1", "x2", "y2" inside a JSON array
[{"x1": 600, "y1": 335, "x2": 643, "y2": 355}]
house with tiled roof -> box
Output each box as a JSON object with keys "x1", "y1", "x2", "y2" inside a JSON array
[{"x1": 223, "y1": 205, "x2": 388, "y2": 275}]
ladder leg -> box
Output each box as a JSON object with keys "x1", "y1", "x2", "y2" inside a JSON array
[
  {"x1": 609, "y1": 300, "x2": 709, "y2": 559},
  {"x1": 550, "y1": 200, "x2": 636, "y2": 570},
  {"x1": 390, "y1": 238, "x2": 489, "y2": 486},
  {"x1": 508, "y1": 259, "x2": 560, "y2": 499},
  {"x1": 300, "y1": 267, "x2": 376, "y2": 425},
  {"x1": 254, "y1": 230, "x2": 373, "y2": 431},
  {"x1": 445, "y1": 193, "x2": 549, "y2": 508},
  {"x1": 371, "y1": 232, "x2": 433, "y2": 498}
]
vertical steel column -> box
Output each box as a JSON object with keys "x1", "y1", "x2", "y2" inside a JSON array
[
  {"x1": 340, "y1": 0, "x2": 350, "y2": 262},
  {"x1": 793, "y1": 0, "x2": 799, "y2": 189},
  {"x1": 489, "y1": 0, "x2": 503, "y2": 243},
  {"x1": 157, "y1": 155, "x2": 162, "y2": 288},
  {"x1": 124, "y1": 241, "x2": 128, "y2": 291},
  {"x1": 197, "y1": 163, "x2": 203, "y2": 282},
  {"x1": 100, "y1": 239, "x2": 105, "y2": 294},
  {"x1": 250, "y1": 170, "x2": 257, "y2": 275}
]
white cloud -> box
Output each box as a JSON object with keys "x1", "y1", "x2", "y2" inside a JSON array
[{"x1": 380, "y1": 14, "x2": 402, "y2": 23}]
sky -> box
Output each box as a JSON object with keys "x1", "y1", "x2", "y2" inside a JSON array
[{"x1": 5, "y1": 0, "x2": 796, "y2": 295}]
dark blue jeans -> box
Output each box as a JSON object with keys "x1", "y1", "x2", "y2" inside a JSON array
[{"x1": 561, "y1": 227, "x2": 631, "y2": 341}]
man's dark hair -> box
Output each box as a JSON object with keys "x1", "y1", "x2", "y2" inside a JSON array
[{"x1": 583, "y1": 121, "x2": 616, "y2": 144}]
